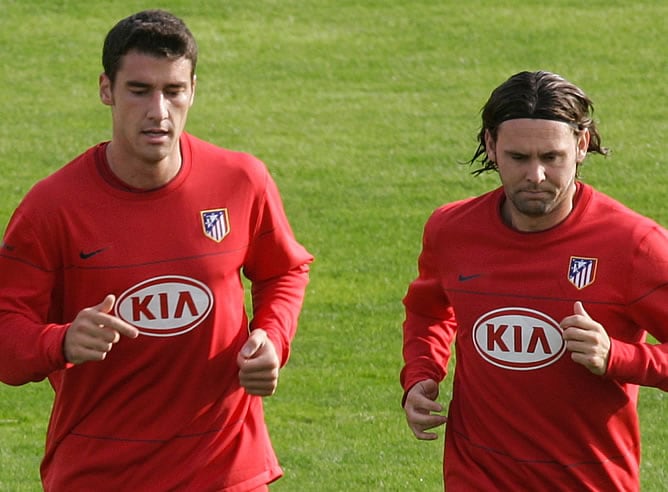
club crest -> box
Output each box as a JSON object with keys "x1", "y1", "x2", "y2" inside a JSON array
[
  {"x1": 568, "y1": 256, "x2": 597, "y2": 289},
  {"x1": 201, "y1": 208, "x2": 230, "y2": 242}
]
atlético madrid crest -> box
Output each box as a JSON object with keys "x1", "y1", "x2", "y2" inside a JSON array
[
  {"x1": 568, "y1": 256, "x2": 597, "y2": 289},
  {"x1": 201, "y1": 208, "x2": 230, "y2": 242}
]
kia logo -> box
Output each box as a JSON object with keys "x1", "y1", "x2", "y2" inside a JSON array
[
  {"x1": 116, "y1": 275, "x2": 214, "y2": 337},
  {"x1": 472, "y1": 307, "x2": 565, "y2": 370}
]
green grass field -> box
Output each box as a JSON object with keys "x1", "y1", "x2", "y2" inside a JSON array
[{"x1": 0, "y1": 0, "x2": 666, "y2": 490}]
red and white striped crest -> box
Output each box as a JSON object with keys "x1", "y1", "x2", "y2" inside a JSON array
[
  {"x1": 568, "y1": 256, "x2": 597, "y2": 289},
  {"x1": 201, "y1": 208, "x2": 230, "y2": 243}
]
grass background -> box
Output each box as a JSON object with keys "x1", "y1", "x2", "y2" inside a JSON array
[{"x1": 0, "y1": 0, "x2": 666, "y2": 490}]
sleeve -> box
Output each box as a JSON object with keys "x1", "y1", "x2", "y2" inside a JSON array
[
  {"x1": 242, "y1": 169, "x2": 314, "y2": 367},
  {"x1": 606, "y1": 225, "x2": 668, "y2": 391},
  {"x1": 400, "y1": 212, "x2": 458, "y2": 404},
  {"x1": 0, "y1": 207, "x2": 69, "y2": 385}
]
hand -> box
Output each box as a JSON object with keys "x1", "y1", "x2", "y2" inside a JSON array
[
  {"x1": 560, "y1": 301, "x2": 611, "y2": 375},
  {"x1": 64, "y1": 294, "x2": 139, "y2": 365},
  {"x1": 403, "y1": 379, "x2": 448, "y2": 440},
  {"x1": 237, "y1": 329, "x2": 280, "y2": 396}
]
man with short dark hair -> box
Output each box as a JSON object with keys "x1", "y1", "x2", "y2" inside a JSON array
[{"x1": 0, "y1": 10, "x2": 313, "y2": 491}]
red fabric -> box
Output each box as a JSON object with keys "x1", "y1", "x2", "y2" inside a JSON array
[
  {"x1": 0, "y1": 133, "x2": 313, "y2": 491},
  {"x1": 402, "y1": 183, "x2": 668, "y2": 490}
]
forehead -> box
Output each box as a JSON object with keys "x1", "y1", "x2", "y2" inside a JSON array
[
  {"x1": 496, "y1": 118, "x2": 576, "y2": 149},
  {"x1": 116, "y1": 50, "x2": 194, "y2": 84}
]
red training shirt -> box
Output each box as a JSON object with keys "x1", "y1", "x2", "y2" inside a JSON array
[
  {"x1": 0, "y1": 133, "x2": 314, "y2": 491},
  {"x1": 402, "y1": 183, "x2": 668, "y2": 491}
]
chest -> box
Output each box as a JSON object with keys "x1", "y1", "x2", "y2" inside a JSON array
[
  {"x1": 51, "y1": 189, "x2": 255, "y2": 324},
  {"x1": 439, "y1": 236, "x2": 633, "y2": 368}
]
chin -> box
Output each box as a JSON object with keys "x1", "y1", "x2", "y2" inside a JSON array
[{"x1": 514, "y1": 200, "x2": 551, "y2": 217}]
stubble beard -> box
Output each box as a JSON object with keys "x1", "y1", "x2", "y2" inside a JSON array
[{"x1": 510, "y1": 190, "x2": 558, "y2": 217}]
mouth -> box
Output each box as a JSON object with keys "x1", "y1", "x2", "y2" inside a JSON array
[
  {"x1": 519, "y1": 188, "x2": 552, "y2": 196},
  {"x1": 141, "y1": 128, "x2": 171, "y2": 143}
]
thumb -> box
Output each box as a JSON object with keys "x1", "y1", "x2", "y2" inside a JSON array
[
  {"x1": 94, "y1": 294, "x2": 116, "y2": 314},
  {"x1": 573, "y1": 301, "x2": 590, "y2": 318},
  {"x1": 419, "y1": 379, "x2": 440, "y2": 401},
  {"x1": 240, "y1": 329, "x2": 267, "y2": 359}
]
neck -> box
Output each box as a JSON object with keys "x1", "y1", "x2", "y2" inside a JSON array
[{"x1": 105, "y1": 143, "x2": 182, "y2": 190}]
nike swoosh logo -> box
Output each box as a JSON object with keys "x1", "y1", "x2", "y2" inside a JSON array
[
  {"x1": 79, "y1": 248, "x2": 105, "y2": 260},
  {"x1": 458, "y1": 273, "x2": 481, "y2": 282}
]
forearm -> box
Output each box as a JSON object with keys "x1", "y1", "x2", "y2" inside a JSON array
[
  {"x1": 249, "y1": 263, "x2": 310, "y2": 366},
  {"x1": 606, "y1": 338, "x2": 668, "y2": 391},
  {"x1": 401, "y1": 310, "x2": 455, "y2": 394},
  {"x1": 0, "y1": 314, "x2": 68, "y2": 385}
]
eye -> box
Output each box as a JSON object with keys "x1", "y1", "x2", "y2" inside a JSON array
[{"x1": 165, "y1": 87, "x2": 187, "y2": 97}]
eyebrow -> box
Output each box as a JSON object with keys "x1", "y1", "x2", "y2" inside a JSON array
[
  {"x1": 125, "y1": 80, "x2": 189, "y2": 89},
  {"x1": 503, "y1": 148, "x2": 568, "y2": 157}
]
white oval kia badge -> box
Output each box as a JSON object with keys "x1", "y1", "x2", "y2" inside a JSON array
[
  {"x1": 472, "y1": 307, "x2": 565, "y2": 370},
  {"x1": 116, "y1": 275, "x2": 214, "y2": 337}
]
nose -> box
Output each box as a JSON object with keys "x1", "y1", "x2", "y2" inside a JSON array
[
  {"x1": 525, "y1": 160, "x2": 546, "y2": 184},
  {"x1": 147, "y1": 91, "x2": 169, "y2": 121}
]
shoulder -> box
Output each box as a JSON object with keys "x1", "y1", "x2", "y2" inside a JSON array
[
  {"x1": 585, "y1": 184, "x2": 663, "y2": 229},
  {"x1": 19, "y1": 145, "x2": 99, "y2": 208},
  {"x1": 183, "y1": 133, "x2": 269, "y2": 180},
  {"x1": 580, "y1": 184, "x2": 668, "y2": 245},
  {"x1": 426, "y1": 188, "x2": 501, "y2": 231}
]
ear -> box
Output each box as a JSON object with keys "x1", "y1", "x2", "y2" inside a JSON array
[
  {"x1": 484, "y1": 129, "x2": 497, "y2": 163},
  {"x1": 99, "y1": 73, "x2": 113, "y2": 106},
  {"x1": 189, "y1": 74, "x2": 197, "y2": 107},
  {"x1": 576, "y1": 128, "x2": 590, "y2": 163}
]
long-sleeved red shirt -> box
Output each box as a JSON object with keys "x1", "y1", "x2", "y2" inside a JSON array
[
  {"x1": 0, "y1": 133, "x2": 313, "y2": 491},
  {"x1": 402, "y1": 183, "x2": 668, "y2": 491}
]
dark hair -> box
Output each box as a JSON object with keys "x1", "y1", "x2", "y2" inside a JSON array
[
  {"x1": 102, "y1": 9, "x2": 198, "y2": 84},
  {"x1": 469, "y1": 71, "x2": 609, "y2": 176}
]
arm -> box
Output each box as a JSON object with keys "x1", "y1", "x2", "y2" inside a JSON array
[
  {"x1": 561, "y1": 302, "x2": 668, "y2": 391},
  {"x1": 0, "y1": 211, "x2": 138, "y2": 385},
  {"x1": 248, "y1": 264, "x2": 310, "y2": 366},
  {"x1": 401, "y1": 213, "x2": 458, "y2": 437},
  {"x1": 561, "y1": 226, "x2": 668, "y2": 391},
  {"x1": 0, "y1": 209, "x2": 67, "y2": 385},
  {"x1": 607, "y1": 226, "x2": 668, "y2": 391},
  {"x1": 237, "y1": 266, "x2": 309, "y2": 397},
  {"x1": 238, "y1": 170, "x2": 313, "y2": 394}
]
